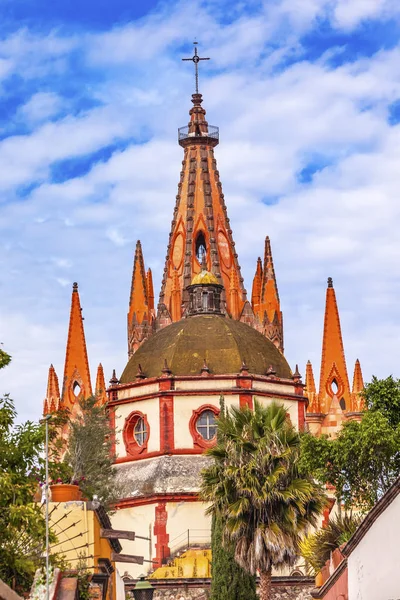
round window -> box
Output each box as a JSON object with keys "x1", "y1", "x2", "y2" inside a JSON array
[
  {"x1": 134, "y1": 417, "x2": 148, "y2": 446},
  {"x1": 196, "y1": 410, "x2": 217, "y2": 441}
]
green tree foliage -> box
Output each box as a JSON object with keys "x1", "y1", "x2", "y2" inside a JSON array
[
  {"x1": 299, "y1": 514, "x2": 361, "y2": 574},
  {"x1": 201, "y1": 400, "x2": 326, "y2": 600},
  {"x1": 0, "y1": 348, "x2": 11, "y2": 370},
  {"x1": 64, "y1": 396, "x2": 121, "y2": 508},
  {"x1": 0, "y1": 393, "x2": 58, "y2": 592},
  {"x1": 362, "y1": 375, "x2": 400, "y2": 427},
  {"x1": 299, "y1": 376, "x2": 400, "y2": 512},
  {"x1": 210, "y1": 514, "x2": 257, "y2": 600}
]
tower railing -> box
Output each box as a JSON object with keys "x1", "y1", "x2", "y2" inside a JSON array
[{"x1": 178, "y1": 125, "x2": 219, "y2": 142}]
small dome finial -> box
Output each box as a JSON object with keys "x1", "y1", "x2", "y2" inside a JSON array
[
  {"x1": 136, "y1": 364, "x2": 146, "y2": 380},
  {"x1": 109, "y1": 369, "x2": 119, "y2": 386},
  {"x1": 162, "y1": 359, "x2": 172, "y2": 377},
  {"x1": 73, "y1": 282, "x2": 78, "y2": 291},
  {"x1": 327, "y1": 277, "x2": 333, "y2": 288}
]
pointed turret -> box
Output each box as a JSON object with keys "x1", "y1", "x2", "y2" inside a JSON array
[
  {"x1": 43, "y1": 364, "x2": 60, "y2": 415},
  {"x1": 95, "y1": 363, "x2": 107, "y2": 406},
  {"x1": 318, "y1": 277, "x2": 351, "y2": 414},
  {"x1": 157, "y1": 92, "x2": 247, "y2": 324},
  {"x1": 170, "y1": 268, "x2": 182, "y2": 322},
  {"x1": 304, "y1": 360, "x2": 318, "y2": 413},
  {"x1": 305, "y1": 278, "x2": 364, "y2": 435},
  {"x1": 128, "y1": 241, "x2": 155, "y2": 355},
  {"x1": 251, "y1": 257, "x2": 262, "y2": 316},
  {"x1": 252, "y1": 237, "x2": 284, "y2": 351},
  {"x1": 61, "y1": 282, "x2": 92, "y2": 406},
  {"x1": 351, "y1": 359, "x2": 365, "y2": 412},
  {"x1": 147, "y1": 268, "x2": 155, "y2": 313}
]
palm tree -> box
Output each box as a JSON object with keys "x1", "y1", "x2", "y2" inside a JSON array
[{"x1": 201, "y1": 400, "x2": 327, "y2": 600}]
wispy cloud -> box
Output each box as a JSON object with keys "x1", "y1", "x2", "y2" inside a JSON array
[{"x1": 1, "y1": 0, "x2": 400, "y2": 421}]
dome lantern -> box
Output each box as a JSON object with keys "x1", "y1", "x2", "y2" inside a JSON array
[{"x1": 186, "y1": 258, "x2": 224, "y2": 317}]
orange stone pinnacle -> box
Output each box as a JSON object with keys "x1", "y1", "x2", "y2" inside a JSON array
[
  {"x1": 147, "y1": 268, "x2": 155, "y2": 313},
  {"x1": 127, "y1": 241, "x2": 155, "y2": 355},
  {"x1": 351, "y1": 359, "x2": 365, "y2": 412},
  {"x1": 318, "y1": 277, "x2": 351, "y2": 414},
  {"x1": 158, "y1": 92, "x2": 246, "y2": 321},
  {"x1": 304, "y1": 360, "x2": 318, "y2": 413},
  {"x1": 43, "y1": 364, "x2": 60, "y2": 415},
  {"x1": 260, "y1": 236, "x2": 281, "y2": 324},
  {"x1": 62, "y1": 282, "x2": 92, "y2": 406},
  {"x1": 251, "y1": 257, "x2": 262, "y2": 315},
  {"x1": 251, "y1": 237, "x2": 283, "y2": 352},
  {"x1": 95, "y1": 363, "x2": 107, "y2": 406},
  {"x1": 128, "y1": 240, "x2": 149, "y2": 327}
]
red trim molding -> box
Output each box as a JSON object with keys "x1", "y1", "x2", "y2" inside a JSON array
[
  {"x1": 123, "y1": 410, "x2": 150, "y2": 457},
  {"x1": 239, "y1": 394, "x2": 253, "y2": 409},
  {"x1": 116, "y1": 492, "x2": 199, "y2": 509},
  {"x1": 153, "y1": 502, "x2": 170, "y2": 567},
  {"x1": 159, "y1": 396, "x2": 174, "y2": 452},
  {"x1": 189, "y1": 404, "x2": 220, "y2": 449}
]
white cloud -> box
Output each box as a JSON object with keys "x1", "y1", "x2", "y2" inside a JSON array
[
  {"x1": 1, "y1": 0, "x2": 400, "y2": 424},
  {"x1": 19, "y1": 92, "x2": 63, "y2": 123}
]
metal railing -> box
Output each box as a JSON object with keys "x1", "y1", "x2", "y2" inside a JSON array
[
  {"x1": 178, "y1": 125, "x2": 219, "y2": 142},
  {"x1": 169, "y1": 529, "x2": 211, "y2": 557}
]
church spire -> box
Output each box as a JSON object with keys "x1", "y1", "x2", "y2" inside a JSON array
[
  {"x1": 318, "y1": 277, "x2": 351, "y2": 414},
  {"x1": 62, "y1": 282, "x2": 92, "y2": 406},
  {"x1": 157, "y1": 90, "x2": 246, "y2": 323},
  {"x1": 128, "y1": 241, "x2": 154, "y2": 355},
  {"x1": 43, "y1": 364, "x2": 60, "y2": 415}
]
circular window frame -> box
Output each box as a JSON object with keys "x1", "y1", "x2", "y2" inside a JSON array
[
  {"x1": 189, "y1": 405, "x2": 219, "y2": 449},
  {"x1": 123, "y1": 411, "x2": 150, "y2": 457}
]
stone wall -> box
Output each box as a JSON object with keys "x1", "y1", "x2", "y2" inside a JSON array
[
  {"x1": 270, "y1": 583, "x2": 314, "y2": 600},
  {"x1": 153, "y1": 589, "x2": 209, "y2": 600},
  {"x1": 150, "y1": 581, "x2": 314, "y2": 600}
]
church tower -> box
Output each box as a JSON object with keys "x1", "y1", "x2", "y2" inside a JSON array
[
  {"x1": 125, "y1": 46, "x2": 284, "y2": 354},
  {"x1": 305, "y1": 278, "x2": 364, "y2": 436},
  {"x1": 157, "y1": 91, "x2": 247, "y2": 323}
]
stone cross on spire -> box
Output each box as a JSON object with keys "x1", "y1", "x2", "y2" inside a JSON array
[{"x1": 182, "y1": 41, "x2": 210, "y2": 94}]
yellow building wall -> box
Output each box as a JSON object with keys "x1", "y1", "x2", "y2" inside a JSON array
[
  {"x1": 111, "y1": 503, "x2": 155, "y2": 577},
  {"x1": 49, "y1": 500, "x2": 116, "y2": 599}
]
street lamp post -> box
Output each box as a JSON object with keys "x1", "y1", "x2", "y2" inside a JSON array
[
  {"x1": 132, "y1": 576, "x2": 155, "y2": 600},
  {"x1": 42, "y1": 414, "x2": 52, "y2": 600}
]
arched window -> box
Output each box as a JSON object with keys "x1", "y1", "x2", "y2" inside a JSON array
[
  {"x1": 195, "y1": 232, "x2": 207, "y2": 263},
  {"x1": 331, "y1": 379, "x2": 339, "y2": 394},
  {"x1": 339, "y1": 398, "x2": 346, "y2": 411},
  {"x1": 123, "y1": 411, "x2": 150, "y2": 456}
]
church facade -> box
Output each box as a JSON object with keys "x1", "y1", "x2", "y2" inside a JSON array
[{"x1": 43, "y1": 75, "x2": 365, "y2": 583}]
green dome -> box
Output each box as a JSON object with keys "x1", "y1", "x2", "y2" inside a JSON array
[{"x1": 120, "y1": 315, "x2": 291, "y2": 383}]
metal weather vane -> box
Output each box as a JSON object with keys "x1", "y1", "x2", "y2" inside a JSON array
[{"x1": 182, "y1": 41, "x2": 210, "y2": 94}]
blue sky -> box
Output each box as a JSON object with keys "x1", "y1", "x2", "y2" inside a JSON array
[{"x1": 1, "y1": 0, "x2": 400, "y2": 422}]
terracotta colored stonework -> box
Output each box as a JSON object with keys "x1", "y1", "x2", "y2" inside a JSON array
[{"x1": 305, "y1": 278, "x2": 364, "y2": 437}]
